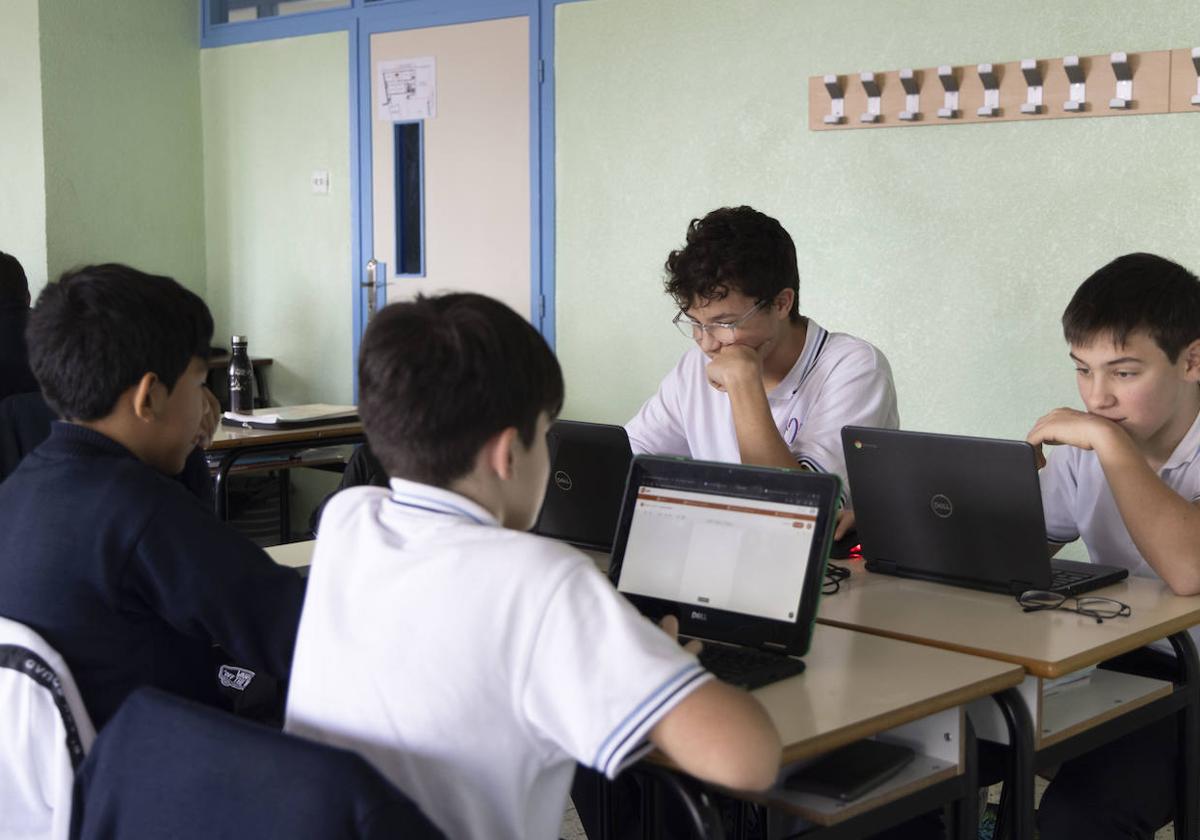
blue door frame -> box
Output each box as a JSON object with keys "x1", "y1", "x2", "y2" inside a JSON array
[{"x1": 201, "y1": 0, "x2": 582, "y2": 393}]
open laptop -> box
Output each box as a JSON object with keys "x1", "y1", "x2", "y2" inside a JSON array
[
  {"x1": 531, "y1": 421, "x2": 633, "y2": 552},
  {"x1": 608, "y1": 456, "x2": 841, "y2": 689},
  {"x1": 842, "y1": 427, "x2": 1128, "y2": 596}
]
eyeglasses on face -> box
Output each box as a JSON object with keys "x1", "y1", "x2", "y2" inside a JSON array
[
  {"x1": 1016, "y1": 590, "x2": 1131, "y2": 623},
  {"x1": 672, "y1": 298, "x2": 770, "y2": 343}
]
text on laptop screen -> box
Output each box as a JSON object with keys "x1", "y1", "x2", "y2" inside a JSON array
[{"x1": 616, "y1": 486, "x2": 819, "y2": 622}]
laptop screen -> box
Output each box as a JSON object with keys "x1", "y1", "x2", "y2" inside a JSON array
[
  {"x1": 616, "y1": 486, "x2": 820, "y2": 623},
  {"x1": 609, "y1": 456, "x2": 840, "y2": 656}
]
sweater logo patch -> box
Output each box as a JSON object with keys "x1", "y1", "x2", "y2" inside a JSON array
[{"x1": 218, "y1": 665, "x2": 256, "y2": 691}]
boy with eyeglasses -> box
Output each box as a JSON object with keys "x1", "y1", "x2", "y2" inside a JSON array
[
  {"x1": 626, "y1": 205, "x2": 899, "y2": 534},
  {"x1": 1024, "y1": 253, "x2": 1200, "y2": 839}
]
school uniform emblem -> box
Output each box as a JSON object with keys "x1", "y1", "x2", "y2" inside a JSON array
[{"x1": 218, "y1": 665, "x2": 256, "y2": 691}]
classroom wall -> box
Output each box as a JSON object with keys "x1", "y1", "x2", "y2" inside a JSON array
[
  {"x1": 37, "y1": 0, "x2": 207, "y2": 293},
  {"x1": 0, "y1": 0, "x2": 49, "y2": 293},
  {"x1": 554, "y1": 0, "x2": 1200, "y2": 441},
  {"x1": 200, "y1": 31, "x2": 353, "y2": 407}
]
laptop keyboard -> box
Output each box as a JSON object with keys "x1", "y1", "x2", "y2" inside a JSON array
[
  {"x1": 693, "y1": 642, "x2": 805, "y2": 690},
  {"x1": 1049, "y1": 567, "x2": 1092, "y2": 592}
]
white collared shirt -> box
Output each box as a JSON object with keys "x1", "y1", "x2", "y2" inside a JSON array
[
  {"x1": 285, "y1": 478, "x2": 710, "y2": 840},
  {"x1": 1041, "y1": 407, "x2": 1200, "y2": 649},
  {"x1": 625, "y1": 320, "x2": 899, "y2": 505}
]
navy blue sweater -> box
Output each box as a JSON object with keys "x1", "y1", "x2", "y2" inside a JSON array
[
  {"x1": 0, "y1": 422, "x2": 306, "y2": 727},
  {"x1": 0, "y1": 304, "x2": 38, "y2": 400}
]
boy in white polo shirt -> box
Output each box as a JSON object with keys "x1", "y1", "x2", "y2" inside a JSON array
[
  {"x1": 284, "y1": 293, "x2": 781, "y2": 840},
  {"x1": 627, "y1": 206, "x2": 898, "y2": 536},
  {"x1": 1026, "y1": 253, "x2": 1200, "y2": 839}
]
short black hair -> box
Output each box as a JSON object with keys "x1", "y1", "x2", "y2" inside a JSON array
[
  {"x1": 0, "y1": 251, "x2": 30, "y2": 307},
  {"x1": 27, "y1": 264, "x2": 213, "y2": 421},
  {"x1": 1063, "y1": 253, "x2": 1200, "y2": 362},
  {"x1": 359, "y1": 293, "x2": 564, "y2": 486},
  {"x1": 664, "y1": 206, "x2": 801, "y2": 321}
]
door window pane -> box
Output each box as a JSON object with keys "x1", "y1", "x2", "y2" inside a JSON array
[
  {"x1": 210, "y1": 0, "x2": 348, "y2": 25},
  {"x1": 394, "y1": 122, "x2": 424, "y2": 276}
]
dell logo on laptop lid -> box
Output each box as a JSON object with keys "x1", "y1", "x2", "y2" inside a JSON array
[
  {"x1": 554, "y1": 470, "x2": 573, "y2": 491},
  {"x1": 930, "y1": 494, "x2": 954, "y2": 519}
]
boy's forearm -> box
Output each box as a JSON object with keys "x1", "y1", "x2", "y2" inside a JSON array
[
  {"x1": 727, "y1": 380, "x2": 799, "y2": 470},
  {"x1": 1096, "y1": 431, "x2": 1200, "y2": 595},
  {"x1": 651, "y1": 679, "x2": 782, "y2": 791}
]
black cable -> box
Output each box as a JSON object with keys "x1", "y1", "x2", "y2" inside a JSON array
[{"x1": 823, "y1": 562, "x2": 850, "y2": 595}]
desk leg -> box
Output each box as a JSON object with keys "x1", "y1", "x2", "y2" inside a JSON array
[
  {"x1": 991, "y1": 687, "x2": 1035, "y2": 840},
  {"x1": 946, "y1": 715, "x2": 979, "y2": 840},
  {"x1": 213, "y1": 451, "x2": 238, "y2": 520},
  {"x1": 1170, "y1": 631, "x2": 1200, "y2": 840}
]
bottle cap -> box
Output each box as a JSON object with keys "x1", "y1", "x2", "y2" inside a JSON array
[{"x1": 231, "y1": 335, "x2": 247, "y2": 346}]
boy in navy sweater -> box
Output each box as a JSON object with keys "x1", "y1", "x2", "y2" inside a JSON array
[{"x1": 0, "y1": 264, "x2": 306, "y2": 728}]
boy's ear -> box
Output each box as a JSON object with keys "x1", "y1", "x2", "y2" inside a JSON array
[
  {"x1": 773, "y1": 288, "x2": 795, "y2": 318},
  {"x1": 130, "y1": 372, "x2": 164, "y2": 423},
  {"x1": 483, "y1": 426, "x2": 519, "y2": 481},
  {"x1": 1183, "y1": 340, "x2": 1200, "y2": 382}
]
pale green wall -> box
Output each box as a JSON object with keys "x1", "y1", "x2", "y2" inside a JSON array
[
  {"x1": 38, "y1": 0, "x2": 206, "y2": 293},
  {"x1": 0, "y1": 0, "x2": 48, "y2": 293},
  {"x1": 555, "y1": 0, "x2": 1200, "y2": 441},
  {"x1": 200, "y1": 32, "x2": 352, "y2": 407}
]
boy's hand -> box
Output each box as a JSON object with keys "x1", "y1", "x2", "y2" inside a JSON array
[
  {"x1": 195, "y1": 386, "x2": 222, "y2": 448},
  {"x1": 1026, "y1": 407, "x2": 1123, "y2": 466},
  {"x1": 834, "y1": 509, "x2": 856, "y2": 540},
  {"x1": 659, "y1": 614, "x2": 703, "y2": 655},
  {"x1": 706, "y1": 344, "x2": 766, "y2": 393}
]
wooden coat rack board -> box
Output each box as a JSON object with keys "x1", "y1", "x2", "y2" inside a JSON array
[{"x1": 809, "y1": 48, "x2": 1200, "y2": 130}]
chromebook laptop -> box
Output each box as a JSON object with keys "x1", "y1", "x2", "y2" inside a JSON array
[
  {"x1": 608, "y1": 456, "x2": 840, "y2": 688},
  {"x1": 842, "y1": 427, "x2": 1128, "y2": 596},
  {"x1": 531, "y1": 421, "x2": 633, "y2": 552}
]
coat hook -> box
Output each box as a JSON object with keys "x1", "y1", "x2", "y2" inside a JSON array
[
  {"x1": 977, "y1": 63, "x2": 1000, "y2": 117},
  {"x1": 822, "y1": 74, "x2": 845, "y2": 125},
  {"x1": 1063, "y1": 55, "x2": 1087, "y2": 112},
  {"x1": 1020, "y1": 59, "x2": 1044, "y2": 114},
  {"x1": 898, "y1": 69, "x2": 921, "y2": 121},
  {"x1": 1109, "y1": 52, "x2": 1132, "y2": 109},
  {"x1": 859, "y1": 72, "x2": 882, "y2": 123},
  {"x1": 937, "y1": 65, "x2": 960, "y2": 119}
]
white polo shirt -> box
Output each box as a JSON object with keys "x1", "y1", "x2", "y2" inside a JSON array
[
  {"x1": 1041, "y1": 406, "x2": 1200, "y2": 650},
  {"x1": 626, "y1": 320, "x2": 899, "y2": 505},
  {"x1": 284, "y1": 479, "x2": 711, "y2": 840}
]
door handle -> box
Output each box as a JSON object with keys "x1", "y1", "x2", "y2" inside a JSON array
[{"x1": 363, "y1": 259, "x2": 381, "y2": 318}]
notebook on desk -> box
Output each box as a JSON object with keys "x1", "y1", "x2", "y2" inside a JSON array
[
  {"x1": 221, "y1": 404, "x2": 358, "y2": 430},
  {"x1": 530, "y1": 421, "x2": 633, "y2": 552},
  {"x1": 842, "y1": 427, "x2": 1128, "y2": 597},
  {"x1": 608, "y1": 456, "x2": 840, "y2": 689}
]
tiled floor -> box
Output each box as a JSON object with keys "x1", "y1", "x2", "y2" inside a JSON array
[{"x1": 560, "y1": 800, "x2": 587, "y2": 840}]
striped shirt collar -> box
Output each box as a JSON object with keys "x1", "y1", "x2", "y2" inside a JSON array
[
  {"x1": 387, "y1": 477, "x2": 499, "y2": 527},
  {"x1": 771, "y1": 319, "x2": 828, "y2": 400}
]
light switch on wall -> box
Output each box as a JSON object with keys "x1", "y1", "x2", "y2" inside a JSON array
[{"x1": 311, "y1": 170, "x2": 330, "y2": 194}]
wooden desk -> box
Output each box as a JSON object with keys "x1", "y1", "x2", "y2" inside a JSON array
[
  {"x1": 265, "y1": 540, "x2": 314, "y2": 570},
  {"x1": 817, "y1": 563, "x2": 1200, "y2": 839},
  {"x1": 629, "y1": 627, "x2": 1023, "y2": 838},
  {"x1": 207, "y1": 411, "x2": 365, "y2": 532}
]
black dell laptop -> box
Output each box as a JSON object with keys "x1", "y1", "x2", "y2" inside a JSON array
[
  {"x1": 842, "y1": 427, "x2": 1128, "y2": 596},
  {"x1": 609, "y1": 456, "x2": 841, "y2": 689},
  {"x1": 531, "y1": 421, "x2": 633, "y2": 552}
]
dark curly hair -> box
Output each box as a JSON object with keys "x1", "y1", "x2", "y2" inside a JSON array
[{"x1": 664, "y1": 206, "x2": 801, "y2": 322}]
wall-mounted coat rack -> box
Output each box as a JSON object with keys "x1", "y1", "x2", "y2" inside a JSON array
[{"x1": 807, "y1": 47, "x2": 1200, "y2": 131}]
